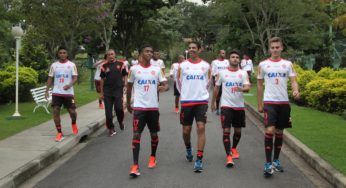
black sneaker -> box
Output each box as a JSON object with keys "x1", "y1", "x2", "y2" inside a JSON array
[{"x1": 119, "y1": 123, "x2": 124, "y2": 131}]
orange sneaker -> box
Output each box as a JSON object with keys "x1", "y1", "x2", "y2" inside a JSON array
[
  {"x1": 55, "y1": 132, "x2": 64, "y2": 142},
  {"x1": 226, "y1": 155, "x2": 234, "y2": 168},
  {"x1": 175, "y1": 107, "x2": 179, "y2": 113},
  {"x1": 231, "y1": 148, "x2": 240, "y2": 159},
  {"x1": 99, "y1": 103, "x2": 104, "y2": 109},
  {"x1": 71, "y1": 124, "x2": 78, "y2": 135},
  {"x1": 129, "y1": 164, "x2": 140, "y2": 177},
  {"x1": 148, "y1": 156, "x2": 157, "y2": 168}
]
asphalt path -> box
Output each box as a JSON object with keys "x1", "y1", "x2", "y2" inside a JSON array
[{"x1": 32, "y1": 84, "x2": 318, "y2": 188}]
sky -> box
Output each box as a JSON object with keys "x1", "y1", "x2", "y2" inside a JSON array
[{"x1": 186, "y1": 0, "x2": 205, "y2": 5}]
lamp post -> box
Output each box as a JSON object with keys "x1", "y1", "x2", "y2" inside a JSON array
[
  {"x1": 185, "y1": 50, "x2": 188, "y2": 59},
  {"x1": 11, "y1": 24, "x2": 24, "y2": 118}
]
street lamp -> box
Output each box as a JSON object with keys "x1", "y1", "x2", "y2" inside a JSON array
[
  {"x1": 11, "y1": 24, "x2": 24, "y2": 118},
  {"x1": 185, "y1": 50, "x2": 188, "y2": 59}
]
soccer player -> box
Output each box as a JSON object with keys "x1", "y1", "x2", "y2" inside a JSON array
[
  {"x1": 211, "y1": 50, "x2": 230, "y2": 115},
  {"x1": 240, "y1": 54, "x2": 254, "y2": 83},
  {"x1": 177, "y1": 41, "x2": 211, "y2": 172},
  {"x1": 169, "y1": 55, "x2": 185, "y2": 113},
  {"x1": 150, "y1": 51, "x2": 165, "y2": 73},
  {"x1": 93, "y1": 54, "x2": 107, "y2": 109},
  {"x1": 100, "y1": 49, "x2": 128, "y2": 136},
  {"x1": 211, "y1": 50, "x2": 250, "y2": 167},
  {"x1": 45, "y1": 46, "x2": 78, "y2": 142},
  {"x1": 127, "y1": 44, "x2": 168, "y2": 177},
  {"x1": 257, "y1": 37, "x2": 300, "y2": 176}
]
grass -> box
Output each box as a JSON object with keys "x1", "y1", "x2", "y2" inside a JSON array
[
  {"x1": 245, "y1": 84, "x2": 346, "y2": 175},
  {"x1": 0, "y1": 80, "x2": 98, "y2": 140}
]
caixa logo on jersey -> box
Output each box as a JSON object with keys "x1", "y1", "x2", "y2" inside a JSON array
[
  {"x1": 267, "y1": 72, "x2": 286, "y2": 78},
  {"x1": 225, "y1": 82, "x2": 242, "y2": 87},
  {"x1": 55, "y1": 74, "x2": 69, "y2": 79},
  {"x1": 137, "y1": 80, "x2": 156, "y2": 85},
  {"x1": 186, "y1": 75, "x2": 204, "y2": 80}
]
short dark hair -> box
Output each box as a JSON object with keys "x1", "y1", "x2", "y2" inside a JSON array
[
  {"x1": 188, "y1": 41, "x2": 201, "y2": 49},
  {"x1": 229, "y1": 49, "x2": 241, "y2": 57},
  {"x1": 138, "y1": 44, "x2": 153, "y2": 54},
  {"x1": 58, "y1": 46, "x2": 67, "y2": 52}
]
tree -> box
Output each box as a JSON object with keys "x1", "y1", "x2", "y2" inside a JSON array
[
  {"x1": 21, "y1": 0, "x2": 98, "y2": 59},
  {"x1": 213, "y1": 0, "x2": 328, "y2": 57}
]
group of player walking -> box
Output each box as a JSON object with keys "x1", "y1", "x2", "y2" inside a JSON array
[{"x1": 46, "y1": 36, "x2": 300, "y2": 178}]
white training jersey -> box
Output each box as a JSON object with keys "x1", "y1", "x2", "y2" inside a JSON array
[
  {"x1": 94, "y1": 60, "x2": 103, "y2": 80},
  {"x1": 177, "y1": 59, "x2": 211, "y2": 106},
  {"x1": 131, "y1": 59, "x2": 138, "y2": 66},
  {"x1": 128, "y1": 64, "x2": 167, "y2": 110},
  {"x1": 169, "y1": 62, "x2": 180, "y2": 81},
  {"x1": 123, "y1": 60, "x2": 129, "y2": 72},
  {"x1": 48, "y1": 60, "x2": 78, "y2": 97},
  {"x1": 150, "y1": 59, "x2": 165, "y2": 69},
  {"x1": 257, "y1": 58, "x2": 296, "y2": 104},
  {"x1": 241, "y1": 59, "x2": 254, "y2": 72},
  {"x1": 211, "y1": 58, "x2": 230, "y2": 76},
  {"x1": 216, "y1": 69, "x2": 250, "y2": 110}
]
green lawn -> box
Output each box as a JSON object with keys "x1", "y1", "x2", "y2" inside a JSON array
[
  {"x1": 245, "y1": 84, "x2": 346, "y2": 175},
  {"x1": 0, "y1": 81, "x2": 97, "y2": 140}
]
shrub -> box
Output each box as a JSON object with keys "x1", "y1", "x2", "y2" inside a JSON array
[
  {"x1": 0, "y1": 66, "x2": 38, "y2": 103},
  {"x1": 295, "y1": 70, "x2": 317, "y2": 104},
  {"x1": 305, "y1": 78, "x2": 346, "y2": 113},
  {"x1": 330, "y1": 69, "x2": 346, "y2": 79},
  {"x1": 317, "y1": 67, "x2": 334, "y2": 79}
]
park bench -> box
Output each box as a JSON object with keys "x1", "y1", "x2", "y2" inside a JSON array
[{"x1": 30, "y1": 86, "x2": 52, "y2": 114}]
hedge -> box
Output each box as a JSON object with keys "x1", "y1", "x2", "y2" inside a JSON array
[
  {"x1": 0, "y1": 66, "x2": 38, "y2": 103},
  {"x1": 292, "y1": 65, "x2": 346, "y2": 113}
]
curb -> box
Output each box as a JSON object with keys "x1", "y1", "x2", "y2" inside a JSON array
[
  {"x1": 0, "y1": 117, "x2": 105, "y2": 188},
  {"x1": 246, "y1": 103, "x2": 346, "y2": 188}
]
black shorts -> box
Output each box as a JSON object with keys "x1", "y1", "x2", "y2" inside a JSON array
[
  {"x1": 220, "y1": 108, "x2": 245, "y2": 128},
  {"x1": 264, "y1": 104, "x2": 291, "y2": 129},
  {"x1": 173, "y1": 82, "x2": 180, "y2": 96},
  {"x1": 133, "y1": 110, "x2": 160, "y2": 133},
  {"x1": 52, "y1": 95, "x2": 76, "y2": 109},
  {"x1": 180, "y1": 104, "x2": 208, "y2": 126}
]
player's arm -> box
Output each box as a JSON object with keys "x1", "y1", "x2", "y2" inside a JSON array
[
  {"x1": 45, "y1": 76, "x2": 53, "y2": 99},
  {"x1": 126, "y1": 82, "x2": 133, "y2": 114},
  {"x1": 290, "y1": 76, "x2": 300, "y2": 100},
  {"x1": 257, "y1": 64, "x2": 264, "y2": 113},
  {"x1": 211, "y1": 86, "x2": 220, "y2": 112}
]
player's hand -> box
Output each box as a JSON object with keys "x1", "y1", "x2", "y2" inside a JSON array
[
  {"x1": 211, "y1": 103, "x2": 216, "y2": 112},
  {"x1": 292, "y1": 90, "x2": 300, "y2": 100},
  {"x1": 63, "y1": 84, "x2": 72, "y2": 90},
  {"x1": 158, "y1": 86, "x2": 167, "y2": 92},
  {"x1": 45, "y1": 91, "x2": 49, "y2": 100},
  {"x1": 258, "y1": 105, "x2": 264, "y2": 113},
  {"x1": 127, "y1": 104, "x2": 133, "y2": 114}
]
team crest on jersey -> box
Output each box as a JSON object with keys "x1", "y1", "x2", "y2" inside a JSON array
[
  {"x1": 238, "y1": 74, "x2": 242, "y2": 79},
  {"x1": 137, "y1": 71, "x2": 141, "y2": 74},
  {"x1": 266, "y1": 65, "x2": 270, "y2": 68},
  {"x1": 281, "y1": 64, "x2": 287, "y2": 69},
  {"x1": 201, "y1": 67, "x2": 205, "y2": 72},
  {"x1": 67, "y1": 65, "x2": 71, "y2": 69},
  {"x1": 117, "y1": 65, "x2": 121, "y2": 70},
  {"x1": 225, "y1": 74, "x2": 229, "y2": 78},
  {"x1": 151, "y1": 70, "x2": 156, "y2": 76}
]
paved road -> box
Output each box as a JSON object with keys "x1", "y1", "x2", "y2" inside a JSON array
[{"x1": 31, "y1": 86, "x2": 318, "y2": 188}]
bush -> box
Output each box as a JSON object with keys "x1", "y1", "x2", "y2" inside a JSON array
[
  {"x1": 0, "y1": 66, "x2": 38, "y2": 103},
  {"x1": 316, "y1": 67, "x2": 334, "y2": 79},
  {"x1": 305, "y1": 78, "x2": 346, "y2": 113},
  {"x1": 295, "y1": 70, "x2": 317, "y2": 104},
  {"x1": 330, "y1": 70, "x2": 346, "y2": 79}
]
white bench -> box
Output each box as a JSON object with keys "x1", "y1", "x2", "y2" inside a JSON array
[{"x1": 30, "y1": 86, "x2": 52, "y2": 114}]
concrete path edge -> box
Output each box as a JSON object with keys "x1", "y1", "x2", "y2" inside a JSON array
[
  {"x1": 0, "y1": 117, "x2": 105, "y2": 188},
  {"x1": 245, "y1": 103, "x2": 346, "y2": 188}
]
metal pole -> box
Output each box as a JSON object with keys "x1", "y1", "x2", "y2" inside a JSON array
[{"x1": 12, "y1": 37, "x2": 21, "y2": 117}]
